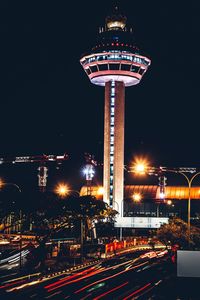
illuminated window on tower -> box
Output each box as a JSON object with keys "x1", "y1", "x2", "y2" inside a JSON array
[{"x1": 109, "y1": 80, "x2": 115, "y2": 206}]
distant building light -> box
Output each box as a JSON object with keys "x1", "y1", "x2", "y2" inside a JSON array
[{"x1": 159, "y1": 192, "x2": 165, "y2": 199}]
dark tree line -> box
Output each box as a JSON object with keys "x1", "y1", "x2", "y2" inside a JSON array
[{"x1": 0, "y1": 190, "x2": 117, "y2": 240}]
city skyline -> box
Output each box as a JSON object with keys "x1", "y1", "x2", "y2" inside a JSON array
[
  {"x1": 1, "y1": 3, "x2": 200, "y2": 294},
  {"x1": 1, "y1": 0, "x2": 200, "y2": 187}
]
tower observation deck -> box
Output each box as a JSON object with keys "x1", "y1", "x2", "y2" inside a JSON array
[{"x1": 80, "y1": 7, "x2": 151, "y2": 217}]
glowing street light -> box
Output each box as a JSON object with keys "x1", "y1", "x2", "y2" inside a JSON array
[
  {"x1": 166, "y1": 199, "x2": 172, "y2": 205},
  {"x1": 132, "y1": 157, "x2": 149, "y2": 175},
  {"x1": 135, "y1": 163, "x2": 146, "y2": 174},
  {"x1": 133, "y1": 193, "x2": 142, "y2": 202},
  {"x1": 159, "y1": 192, "x2": 165, "y2": 200},
  {"x1": 0, "y1": 178, "x2": 22, "y2": 193},
  {"x1": 0, "y1": 178, "x2": 3, "y2": 188},
  {"x1": 55, "y1": 183, "x2": 69, "y2": 198},
  {"x1": 55, "y1": 183, "x2": 80, "y2": 198}
]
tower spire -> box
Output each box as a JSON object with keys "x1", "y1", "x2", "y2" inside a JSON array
[{"x1": 105, "y1": 5, "x2": 127, "y2": 31}]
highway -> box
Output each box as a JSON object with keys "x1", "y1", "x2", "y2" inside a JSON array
[{"x1": 0, "y1": 249, "x2": 174, "y2": 299}]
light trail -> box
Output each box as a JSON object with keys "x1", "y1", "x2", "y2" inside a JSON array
[
  {"x1": 6, "y1": 250, "x2": 166, "y2": 295},
  {"x1": 45, "y1": 258, "x2": 135, "y2": 293},
  {"x1": 123, "y1": 282, "x2": 152, "y2": 300},
  {"x1": 80, "y1": 293, "x2": 92, "y2": 300},
  {"x1": 0, "y1": 249, "x2": 30, "y2": 271},
  {"x1": 6, "y1": 262, "x2": 101, "y2": 292},
  {"x1": 74, "y1": 261, "x2": 148, "y2": 294},
  {"x1": 0, "y1": 279, "x2": 27, "y2": 290},
  {"x1": 7, "y1": 280, "x2": 42, "y2": 292},
  {"x1": 8, "y1": 250, "x2": 29, "y2": 263},
  {"x1": 45, "y1": 291, "x2": 62, "y2": 299},
  {"x1": 45, "y1": 266, "x2": 96, "y2": 289},
  {"x1": 0, "y1": 272, "x2": 18, "y2": 280},
  {"x1": 46, "y1": 268, "x2": 105, "y2": 293},
  {"x1": 0, "y1": 273, "x2": 41, "y2": 289},
  {"x1": 1, "y1": 272, "x2": 41, "y2": 284},
  {"x1": 93, "y1": 281, "x2": 129, "y2": 300}
]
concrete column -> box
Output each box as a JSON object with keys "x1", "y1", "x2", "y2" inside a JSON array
[
  {"x1": 103, "y1": 81, "x2": 111, "y2": 205},
  {"x1": 103, "y1": 81, "x2": 125, "y2": 217},
  {"x1": 113, "y1": 81, "x2": 125, "y2": 217}
]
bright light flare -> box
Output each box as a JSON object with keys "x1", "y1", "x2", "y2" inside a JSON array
[
  {"x1": 166, "y1": 200, "x2": 172, "y2": 205},
  {"x1": 0, "y1": 178, "x2": 4, "y2": 189},
  {"x1": 83, "y1": 164, "x2": 95, "y2": 180},
  {"x1": 133, "y1": 157, "x2": 149, "y2": 175},
  {"x1": 159, "y1": 192, "x2": 165, "y2": 199},
  {"x1": 55, "y1": 183, "x2": 69, "y2": 198},
  {"x1": 97, "y1": 187, "x2": 104, "y2": 195},
  {"x1": 133, "y1": 193, "x2": 142, "y2": 202}
]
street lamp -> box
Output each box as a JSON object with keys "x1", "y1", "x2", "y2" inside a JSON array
[
  {"x1": 173, "y1": 171, "x2": 200, "y2": 244},
  {"x1": 54, "y1": 183, "x2": 80, "y2": 198},
  {"x1": 129, "y1": 158, "x2": 200, "y2": 245},
  {"x1": 0, "y1": 179, "x2": 22, "y2": 193},
  {"x1": 55, "y1": 183, "x2": 69, "y2": 198},
  {"x1": 133, "y1": 157, "x2": 149, "y2": 175},
  {"x1": 166, "y1": 199, "x2": 172, "y2": 206},
  {"x1": 157, "y1": 169, "x2": 200, "y2": 244},
  {"x1": 132, "y1": 193, "x2": 142, "y2": 202}
]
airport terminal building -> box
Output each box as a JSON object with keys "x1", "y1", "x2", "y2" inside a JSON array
[{"x1": 80, "y1": 185, "x2": 200, "y2": 229}]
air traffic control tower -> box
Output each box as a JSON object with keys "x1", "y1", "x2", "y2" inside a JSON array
[{"x1": 80, "y1": 7, "x2": 151, "y2": 217}]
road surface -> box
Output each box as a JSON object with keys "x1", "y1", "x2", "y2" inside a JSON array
[{"x1": 1, "y1": 249, "x2": 173, "y2": 299}]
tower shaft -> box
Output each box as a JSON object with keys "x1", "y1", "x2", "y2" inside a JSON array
[
  {"x1": 103, "y1": 81, "x2": 125, "y2": 216},
  {"x1": 80, "y1": 8, "x2": 151, "y2": 220}
]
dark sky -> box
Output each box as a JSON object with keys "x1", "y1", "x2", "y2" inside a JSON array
[{"x1": 0, "y1": 1, "x2": 200, "y2": 189}]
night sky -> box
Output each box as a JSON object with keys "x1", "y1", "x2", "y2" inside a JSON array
[{"x1": 0, "y1": 1, "x2": 200, "y2": 189}]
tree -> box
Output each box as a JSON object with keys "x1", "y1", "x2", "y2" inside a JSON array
[
  {"x1": 62, "y1": 195, "x2": 109, "y2": 241},
  {"x1": 157, "y1": 217, "x2": 200, "y2": 250}
]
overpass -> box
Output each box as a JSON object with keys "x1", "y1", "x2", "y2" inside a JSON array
[{"x1": 80, "y1": 185, "x2": 200, "y2": 200}]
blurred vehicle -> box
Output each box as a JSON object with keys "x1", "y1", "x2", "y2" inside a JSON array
[
  {"x1": 157, "y1": 249, "x2": 168, "y2": 257},
  {"x1": 0, "y1": 238, "x2": 10, "y2": 245},
  {"x1": 11, "y1": 235, "x2": 21, "y2": 242},
  {"x1": 140, "y1": 251, "x2": 158, "y2": 259}
]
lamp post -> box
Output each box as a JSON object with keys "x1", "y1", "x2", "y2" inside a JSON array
[
  {"x1": 158, "y1": 169, "x2": 200, "y2": 245},
  {"x1": 112, "y1": 200, "x2": 122, "y2": 241},
  {"x1": 129, "y1": 159, "x2": 200, "y2": 246},
  {"x1": 174, "y1": 171, "x2": 200, "y2": 244},
  {"x1": 54, "y1": 183, "x2": 80, "y2": 198},
  {"x1": 0, "y1": 180, "x2": 22, "y2": 193},
  {"x1": 54, "y1": 183, "x2": 82, "y2": 261}
]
